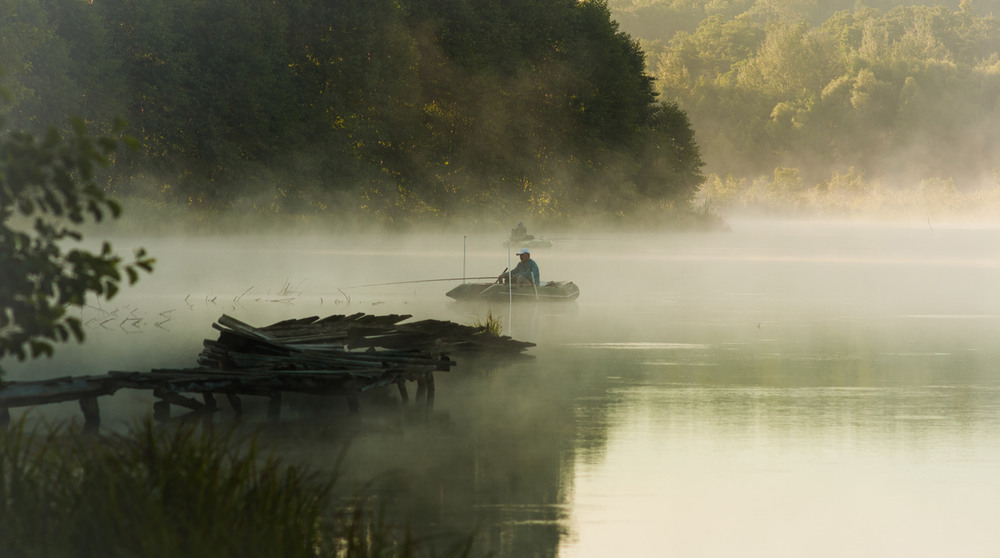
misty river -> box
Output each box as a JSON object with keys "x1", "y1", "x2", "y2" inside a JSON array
[{"x1": 6, "y1": 220, "x2": 1000, "y2": 557}]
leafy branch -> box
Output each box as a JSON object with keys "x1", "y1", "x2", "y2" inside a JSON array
[{"x1": 0, "y1": 116, "x2": 154, "y2": 370}]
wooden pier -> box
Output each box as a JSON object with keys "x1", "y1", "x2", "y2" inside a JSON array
[{"x1": 0, "y1": 313, "x2": 534, "y2": 429}]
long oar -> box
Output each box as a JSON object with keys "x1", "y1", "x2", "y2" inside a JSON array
[
  {"x1": 342, "y1": 276, "x2": 499, "y2": 289},
  {"x1": 476, "y1": 268, "x2": 506, "y2": 297}
]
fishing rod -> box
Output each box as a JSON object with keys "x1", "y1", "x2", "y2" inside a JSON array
[{"x1": 341, "y1": 276, "x2": 500, "y2": 289}]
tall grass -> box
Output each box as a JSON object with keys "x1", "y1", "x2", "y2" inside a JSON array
[
  {"x1": 472, "y1": 310, "x2": 503, "y2": 337},
  {"x1": 0, "y1": 418, "x2": 331, "y2": 557},
  {"x1": 0, "y1": 418, "x2": 475, "y2": 558}
]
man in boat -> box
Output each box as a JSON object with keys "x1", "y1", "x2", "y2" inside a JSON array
[
  {"x1": 510, "y1": 222, "x2": 533, "y2": 243},
  {"x1": 506, "y1": 247, "x2": 540, "y2": 285}
]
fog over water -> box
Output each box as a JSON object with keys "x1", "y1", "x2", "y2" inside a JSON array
[{"x1": 6, "y1": 220, "x2": 1000, "y2": 556}]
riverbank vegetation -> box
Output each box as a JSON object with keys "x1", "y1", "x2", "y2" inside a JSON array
[
  {"x1": 5, "y1": 1, "x2": 1000, "y2": 225},
  {"x1": 2, "y1": 0, "x2": 705, "y2": 228},
  {"x1": 612, "y1": 0, "x2": 1000, "y2": 219},
  {"x1": 0, "y1": 418, "x2": 469, "y2": 557}
]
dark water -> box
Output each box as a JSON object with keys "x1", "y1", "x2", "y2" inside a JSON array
[{"x1": 6, "y1": 221, "x2": 1000, "y2": 557}]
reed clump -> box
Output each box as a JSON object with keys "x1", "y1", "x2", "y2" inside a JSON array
[
  {"x1": 0, "y1": 418, "x2": 468, "y2": 558},
  {"x1": 472, "y1": 310, "x2": 503, "y2": 337}
]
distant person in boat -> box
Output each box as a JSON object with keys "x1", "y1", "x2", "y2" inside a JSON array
[
  {"x1": 510, "y1": 222, "x2": 533, "y2": 243},
  {"x1": 505, "y1": 248, "x2": 540, "y2": 285}
]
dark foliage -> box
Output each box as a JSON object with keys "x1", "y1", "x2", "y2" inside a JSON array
[
  {"x1": 1, "y1": 0, "x2": 705, "y2": 223},
  {"x1": 0, "y1": 116, "x2": 153, "y2": 371}
]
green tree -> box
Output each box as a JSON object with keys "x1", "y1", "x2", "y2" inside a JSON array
[
  {"x1": 95, "y1": 0, "x2": 303, "y2": 204},
  {"x1": 633, "y1": 102, "x2": 705, "y2": 202},
  {"x1": 649, "y1": 2, "x2": 1000, "y2": 194},
  {"x1": 397, "y1": 0, "x2": 693, "y2": 215},
  {"x1": 0, "y1": 0, "x2": 54, "y2": 125},
  {"x1": 5, "y1": 0, "x2": 706, "y2": 223},
  {"x1": 0, "y1": 115, "x2": 153, "y2": 373}
]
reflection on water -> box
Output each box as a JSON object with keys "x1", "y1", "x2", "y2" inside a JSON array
[{"x1": 6, "y1": 222, "x2": 1000, "y2": 556}]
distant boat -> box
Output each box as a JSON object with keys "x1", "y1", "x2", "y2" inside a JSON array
[
  {"x1": 446, "y1": 281, "x2": 580, "y2": 302},
  {"x1": 504, "y1": 237, "x2": 553, "y2": 249}
]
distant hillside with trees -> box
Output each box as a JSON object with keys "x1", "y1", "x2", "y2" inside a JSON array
[
  {"x1": 1, "y1": 0, "x2": 706, "y2": 228},
  {"x1": 609, "y1": 0, "x2": 1000, "y2": 217}
]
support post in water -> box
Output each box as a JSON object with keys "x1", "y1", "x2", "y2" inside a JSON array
[
  {"x1": 416, "y1": 377, "x2": 426, "y2": 403},
  {"x1": 267, "y1": 392, "x2": 282, "y2": 419},
  {"x1": 80, "y1": 396, "x2": 101, "y2": 429},
  {"x1": 226, "y1": 392, "x2": 243, "y2": 416},
  {"x1": 425, "y1": 373, "x2": 435, "y2": 410},
  {"x1": 153, "y1": 399, "x2": 170, "y2": 421},
  {"x1": 416, "y1": 372, "x2": 435, "y2": 409},
  {"x1": 203, "y1": 392, "x2": 218, "y2": 412}
]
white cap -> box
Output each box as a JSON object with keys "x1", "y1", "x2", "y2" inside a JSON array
[{"x1": 517, "y1": 248, "x2": 530, "y2": 255}]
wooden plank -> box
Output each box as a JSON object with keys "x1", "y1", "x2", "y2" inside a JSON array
[
  {"x1": 267, "y1": 316, "x2": 320, "y2": 328},
  {"x1": 0, "y1": 376, "x2": 118, "y2": 408},
  {"x1": 0, "y1": 312, "x2": 537, "y2": 423},
  {"x1": 216, "y1": 314, "x2": 277, "y2": 340},
  {"x1": 154, "y1": 389, "x2": 209, "y2": 412}
]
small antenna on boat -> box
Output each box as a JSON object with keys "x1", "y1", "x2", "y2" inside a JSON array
[{"x1": 463, "y1": 235, "x2": 467, "y2": 284}]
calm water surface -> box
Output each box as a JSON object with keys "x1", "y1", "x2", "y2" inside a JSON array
[{"x1": 6, "y1": 221, "x2": 1000, "y2": 557}]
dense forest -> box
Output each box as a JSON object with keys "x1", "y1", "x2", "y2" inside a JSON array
[
  {"x1": 610, "y1": 0, "x2": 1000, "y2": 216},
  {"x1": 1, "y1": 0, "x2": 705, "y2": 227},
  {"x1": 6, "y1": 0, "x2": 1000, "y2": 224}
]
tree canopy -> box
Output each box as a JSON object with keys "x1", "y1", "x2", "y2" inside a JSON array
[
  {"x1": 0, "y1": 0, "x2": 706, "y2": 225},
  {"x1": 613, "y1": 0, "x2": 1000, "y2": 214}
]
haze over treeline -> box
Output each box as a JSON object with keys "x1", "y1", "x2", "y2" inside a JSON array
[
  {"x1": 610, "y1": 0, "x2": 1000, "y2": 216},
  {"x1": 1, "y1": 0, "x2": 706, "y2": 228}
]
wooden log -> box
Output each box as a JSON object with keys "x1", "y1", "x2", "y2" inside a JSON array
[{"x1": 396, "y1": 379, "x2": 409, "y2": 403}]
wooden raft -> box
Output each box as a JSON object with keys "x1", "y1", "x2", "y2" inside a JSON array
[{"x1": 0, "y1": 313, "x2": 534, "y2": 428}]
